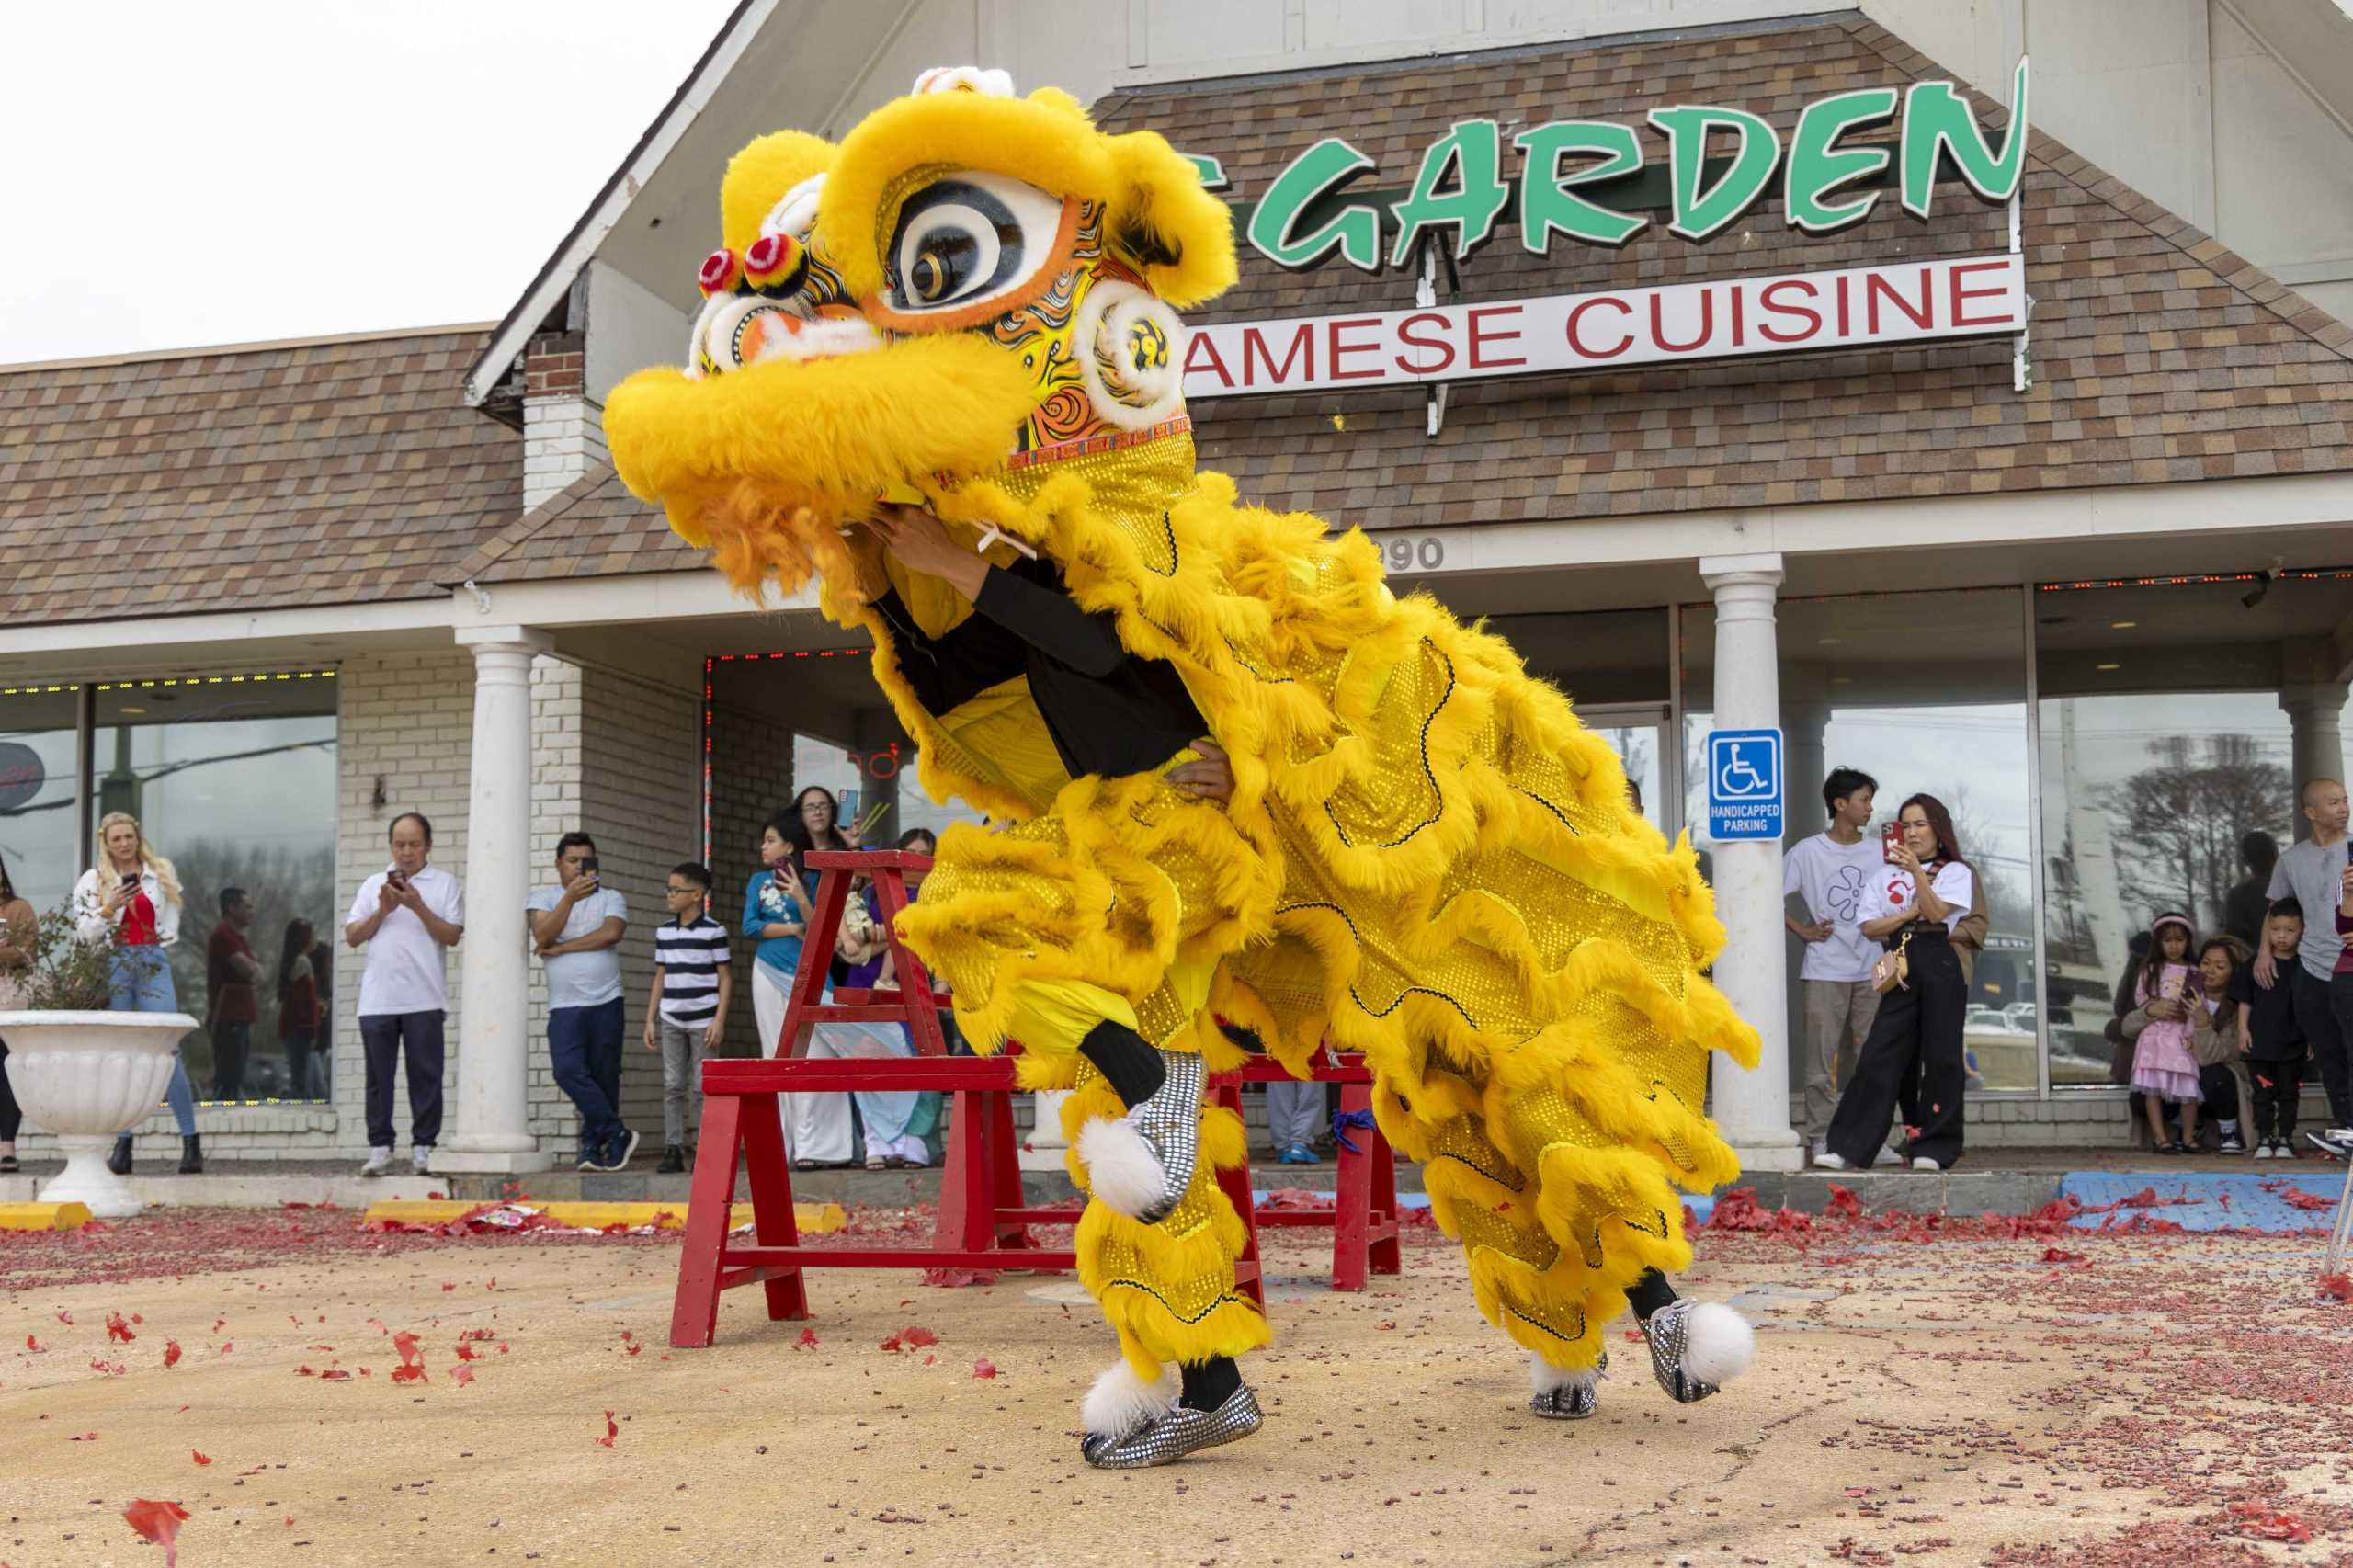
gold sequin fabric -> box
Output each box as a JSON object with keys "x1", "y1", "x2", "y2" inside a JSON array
[{"x1": 852, "y1": 427, "x2": 1759, "y2": 1378}]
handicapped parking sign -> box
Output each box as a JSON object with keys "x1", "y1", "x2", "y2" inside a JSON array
[{"x1": 1706, "y1": 728, "x2": 1783, "y2": 842}]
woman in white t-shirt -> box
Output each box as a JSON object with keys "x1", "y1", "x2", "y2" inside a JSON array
[{"x1": 1817, "y1": 794, "x2": 1978, "y2": 1173}]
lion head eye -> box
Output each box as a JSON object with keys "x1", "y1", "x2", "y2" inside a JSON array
[{"x1": 885, "y1": 173, "x2": 1063, "y2": 316}]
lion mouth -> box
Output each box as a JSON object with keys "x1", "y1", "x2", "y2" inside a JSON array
[
  {"x1": 606, "y1": 332, "x2": 1042, "y2": 543},
  {"x1": 686, "y1": 295, "x2": 883, "y2": 379}
]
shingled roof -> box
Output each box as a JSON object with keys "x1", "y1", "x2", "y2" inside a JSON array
[
  {"x1": 1, "y1": 326, "x2": 517, "y2": 626},
  {"x1": 444, "y1": 10, "x2": 2353, "y2": 585}
]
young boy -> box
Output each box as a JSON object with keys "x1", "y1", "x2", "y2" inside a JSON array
[
  {"x1": 644, "y1": 861, "x2": 732, "y2": 1174},
  {"x1": 2235, "y1": 899, "x2": 2307, "y2": 1158},
  {"x1": 1784, "y1": 767, "x2": 1883, "y2": 1150}
]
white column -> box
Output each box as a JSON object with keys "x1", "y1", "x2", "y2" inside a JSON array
[
  {"x1": 1699, "y1": 553, "x2": 1804, "y2": 1173},
  {"x1": 436, "y1": 628, "x2": 555, "y2": 1174},
  {"x1": 2280, "y1": 680, "x2": 2349, "y2": 839}
]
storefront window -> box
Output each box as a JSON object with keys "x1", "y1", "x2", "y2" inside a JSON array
[
  {"x1": 2034, "y1": 574, "x2": 2352, "y2": 1088},
  {"x1": 1486, "y1": 608, "x2": 1674, "y2": 832},
  {"x1": 88, "y1": 674, "x2": 338, "y2": 1103},
  {"x1": 1683, "y1": 588, "x2": 2037, "y2": 1093},
  {"x1": 0, "y1": 684, "x2": 82, "y2": 918}
]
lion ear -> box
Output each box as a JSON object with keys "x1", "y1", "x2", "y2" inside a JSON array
[
  {"x1": 1102, "y1": 131, "x2": 1236, "y2": 310},
  {"x1": 721, "y1": 131, "x2": 840, "y2": 255}
]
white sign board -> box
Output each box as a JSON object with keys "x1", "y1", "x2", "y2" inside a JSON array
[{"x1": 1182, "y1": 253, "x2": 2024, "y2": 399}]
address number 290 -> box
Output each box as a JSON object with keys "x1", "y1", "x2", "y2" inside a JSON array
[{"x1": 1370, "y1": 534, "x2": 1447, "y2": 573}]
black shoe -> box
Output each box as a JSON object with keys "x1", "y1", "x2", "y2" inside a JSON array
[
  {"x1": 107, "y1": 1135, "x2": 133, "y2": 1176},
  {"x1": 177, "y1": 1135, "x2": 203, "y2": 1175},
  {"x1": 655, "y1": 1143, "x2": 686, "y2": 1175}
]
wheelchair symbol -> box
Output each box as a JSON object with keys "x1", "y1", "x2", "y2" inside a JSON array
[{"x1": 1715, "y1": 747, "x2": 1771, "y2": 798}]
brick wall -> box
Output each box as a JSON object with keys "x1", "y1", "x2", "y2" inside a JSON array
[
  {"x1": 517, "y1": 663, "x2": 700, "y2": 1151},
  {"x1": 707, "y1": 691, "x2": 796, "y2": 1057},
  {"x1": 522, "y1": 331, "x2": 607, "y2": 514}
]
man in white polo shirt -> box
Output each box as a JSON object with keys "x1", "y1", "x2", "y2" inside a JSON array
[
  {"x1": 346, "y1": 812, "x2": 466, "y2": 1176},
  {"x1": 1784, "y1": 767, "x2": 1885, "y2": 1152},
  {"x1": 2258, "y1": 778, "x2": 2353, "y2": 1153}
]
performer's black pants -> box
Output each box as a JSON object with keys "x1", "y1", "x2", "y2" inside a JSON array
[
  {"x1": 2251, "y1": 1056, "x2": 2305, "y2": 1142},
  {"x1": 1825, "y1": 927, "x2": 1966, "y2": 1169}
]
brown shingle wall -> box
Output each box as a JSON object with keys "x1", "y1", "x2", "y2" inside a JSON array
[{"x1": 0, "y1": 330, "x2": 521, "y2": 626}]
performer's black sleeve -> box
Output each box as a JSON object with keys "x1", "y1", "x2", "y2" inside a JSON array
[
  {"x1": 870, "y1": 587, "x2": 1026, "y2": 716},
  {"x1": 972, "y1": 556, "x2": 1128, "y2": 677}
]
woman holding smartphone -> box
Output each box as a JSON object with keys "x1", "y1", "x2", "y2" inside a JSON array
[
  {"x1": 1816, "y1": 794, "x2": 1977, "y2": 1173},
  {"x1": 742, "y1": 812, "x2": 854, "y2": 1167},
  {"x1": 72, "y1": 812, "x2": 202, "y2": 1175}
]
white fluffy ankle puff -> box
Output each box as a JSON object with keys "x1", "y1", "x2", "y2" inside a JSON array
[
  {"x1": 1678, "y1": 1301, "x2": 1756, "y2": 1386},
  {"x1": 1081, "y1": 1360, "x2": 1177, "y2": 1439},
  {"x1": 1076, "y1": 1116, "x2": 1167, "y2": 1220},
  {"x1": 1529, "y1": 1353, "x2": 1599, "y2": 1396}
]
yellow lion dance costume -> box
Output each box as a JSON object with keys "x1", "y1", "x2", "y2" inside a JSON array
[{"x1": 608, "y1": 64, "x2": 1761, "y2": 1467}]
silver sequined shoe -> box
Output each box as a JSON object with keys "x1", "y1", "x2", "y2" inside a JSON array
[
  {"x1": 1075, "y1": 1048, "x2": 1202, "y2": 1224},
  {"x1": 1642, "y1": 1298, "x2": 1753, "y2": 1404},
  {"x1": 1529, "y1": 1349, "x2": 1606, "y2": 1420},
  {"x1": 1080, "y1": 1383, "x2": 1263, "y2": 1468}
]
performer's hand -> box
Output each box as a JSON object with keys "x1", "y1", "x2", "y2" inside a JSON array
[
  {"x1": 870, "y1": 505, "x2": 987, "y2": 599},
  {"x1": 1166, "y1": 740, "x2": 1234, "y2": 802},
  {"x1": 836, "y1": 527, "x2": 892, "y2": 609}
]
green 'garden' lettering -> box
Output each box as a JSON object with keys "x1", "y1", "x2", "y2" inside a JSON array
[
  {"x1": 1245, "y1": 137, "x2": 1381, "y2": 270},
  {"x1": 1902, "y1": 57, "x2": 2030, "y2": 216},
  {"x1": 1785, "y1": 87, "x2": 1899, "y2": 233},
  {"x1": 1388, "y1": 120, "x2": 1511, "y2": 266},
  {"x1": 1647, "y1": 105, "x2": 1781, "y2": 241},
  {"x1": 1513, "y1": 121, "x2": 1647, "y2": 249}
]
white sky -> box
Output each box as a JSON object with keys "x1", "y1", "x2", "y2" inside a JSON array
[{"x1": 0, "y1": 0, "x2": 739, "y2": 365}]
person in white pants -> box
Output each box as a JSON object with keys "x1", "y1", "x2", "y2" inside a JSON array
[{"x1": 743, "y1": 817, "x2": 854, "y2": 1166}]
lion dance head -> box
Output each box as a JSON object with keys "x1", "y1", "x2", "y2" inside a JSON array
[{"x1": 605, "y1": 67, "x2": 1235, "y2": 594}]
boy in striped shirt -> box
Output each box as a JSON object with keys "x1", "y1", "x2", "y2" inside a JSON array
[{"x1": 644, "y1": 861, "x2": 732, "y2": 1174}]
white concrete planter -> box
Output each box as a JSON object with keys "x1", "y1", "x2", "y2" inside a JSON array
[{"x1": 0, "y1": 1010, "x2": 197, "y2": 1218}]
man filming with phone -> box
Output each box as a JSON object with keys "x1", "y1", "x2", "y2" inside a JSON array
[
  {"x1": 347, "y1": 812, "x2": 465, "y2": 1176},
  {"x1": 529, "y1": 832, "x2": 636, "y2": 1171}
]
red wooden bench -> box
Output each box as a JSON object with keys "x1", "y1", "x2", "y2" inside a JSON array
[{"x1": 667, "y1": 849, "x2": 1399, "y2": 1349}]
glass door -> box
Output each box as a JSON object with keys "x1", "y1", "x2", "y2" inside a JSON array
[{"x1": 1578, "y1": 702, "x2": 1677, "y2": 841}]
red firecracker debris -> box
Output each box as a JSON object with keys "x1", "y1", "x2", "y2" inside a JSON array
[
  {"x1": 794, "y1": 1328, "x2": 819, "y2": 1350},
  {"x1": 1826, "y1": 1184, "x2": 1863, "y2": 1221},
  {"x1": 25, "y1": 1335, "x2": 43, "y2": 1353},
  {"x1": 392, "y1": 1330, "x2": 422, "y2": 1366},
  {"x1": 162, "y1": 1339, "x2": 182, "y2": 1369},
  {"x1": 390, "y1": 1363, "x2": 428, "y2": 1384},
  {"x1": 106, "y1": 1312, "x2": 137, "y2": 1343},
  {"x1": 2040, "y1": 1247, "x2": 2086, "y2": 1265},
  {"x1": 972, "y1": 1358, "x2": 998, "y2": 1379},
  {"x1": 451, "y1": 1364, "x2": 475, "y2": 1386},
  {"x1": 2318, "y1": 1272, "x2": 2353, "y2": 1302},
  {"x1": 122, "y1": 1499, "x2": 190, "y2": 1567},
  {"x1": 57, "y1": 1310, "x2": 73, "y2": 1325},
  {"x1": 597, "y1": 1411, "x2": 618, "y2": 1448},
  {"x1": 190, "y1": 1450, "x2": 211, "y2": 1466}
]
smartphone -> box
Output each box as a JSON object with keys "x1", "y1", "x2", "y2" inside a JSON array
[
  {"x1": 385, "y1": 869, "x2": 409, "y2": 892},
  {"x1": 1881, "y1": 822, "x2": 1904, "y2": 864},
  {"x1": 120, "y1": 871, "x2": 140, "y2": 889},
  {"x1": 579, "y1": 856, "x2": 600, "y2": 877}
]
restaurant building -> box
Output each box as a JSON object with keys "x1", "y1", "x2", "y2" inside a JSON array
[{"x1": 5, "y1": 0, "x2": 2350, "y2": 1172}]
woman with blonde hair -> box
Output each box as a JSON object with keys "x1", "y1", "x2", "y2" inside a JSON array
[{"x1": 72, "y1": 812, "x2": 202, "y2": 1175}]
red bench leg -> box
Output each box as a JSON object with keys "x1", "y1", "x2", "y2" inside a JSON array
[
  {"x1": 737, "y1": 1089, "x2": 809, "y2": 1324},
  {"x1": 1365, "y1": 1089, "x2": 1403, "y2": 1278},
  {"x1": 987, "y1": 1086, "x2": 1039, "y2": 1252},
  {"x1": 1332, "y1": 1080, "x2": 1374, "y2": 1292},
  {"x1": 1212, "y1": 1079, "x2": 1266, "y2": 1309},
  {"x1": 938, "y1": 1088, "x2": 995, "y2": 1255},
  {"x1": 670, "y1": 1094, "x2": 745, "y2": 1348}
]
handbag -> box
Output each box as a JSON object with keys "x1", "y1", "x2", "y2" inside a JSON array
[{"x1": 1870, "y1": 929, "x2": 1914, "y2": 994}]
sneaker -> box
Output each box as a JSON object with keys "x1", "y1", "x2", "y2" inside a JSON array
[
  {"x1": 1812, "y1": 1152, "x2": 1849, "y2": 1171},
  {"x1": 655, "y1": 1144, "x2": 686, "y2": 1176},
  {"x1": 412, "y1": 1145, "x2": 433, "y2": 1175},
  {"x1": 2219, "y1": 1135, "x2": 2245, "y2": 1154},
  {"x1": 1279, "y1": 1142, "x2": 1316, "y2": 1165},
  {"x1": 1529, "y1": 1351, "x2": 1606, "y2": 1421},
  {"x1": 358, "y1": 1147, "x2": 394, "y2": 1177},
  {"x1": 1911, "y1": 1156, "x2": 1940, "y2": 1172},
  {"x1": 595, "y1": 1129, "x2": 641, "y2": 1172},
  {"x1": 2254, "y1": 1142, "x2": 2278, "y2": 1160},
  {"x1": 1081, "y1": 1383, "x2": 1263, "y2": 1469},
  {"x1": 2305, "y1": 1131, "x2": 2351, "y2": 1158}
]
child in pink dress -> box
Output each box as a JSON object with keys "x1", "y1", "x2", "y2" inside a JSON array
[{"x1": 2131, "y1": 912, "x2": 2203, "y2": 1152}]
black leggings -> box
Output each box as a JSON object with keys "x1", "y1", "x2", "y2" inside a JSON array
[
  {"x1": 0, "y1": 1037, "x2": 19, "y2": 1142},
  {"x1": 1825, "y1": 928, "x2": 1967, "y2": 1168},
  {"x1": 2251, "y1": 1057, "x2": 2304, "y2": 1142}
]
